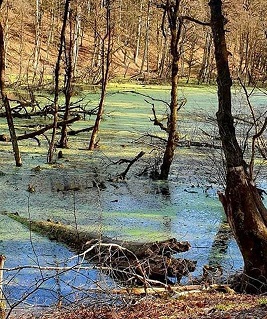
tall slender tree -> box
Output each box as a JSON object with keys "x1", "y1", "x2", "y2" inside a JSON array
[
  {"x1": 159, "y1": 0, "x2": 182, "y2": 180},
  {"x1": 58, "y1": 7, "x2": 74, "y2": 148},
  {"x1": 89, "y1": 0, "x2": 113, "y2": 150},
  {"x1": 0, "y1": 0, "x2": 21, "y2": 167},
  {"x1": 47, "y1": 0, "x2": 71, "y2": 163}
]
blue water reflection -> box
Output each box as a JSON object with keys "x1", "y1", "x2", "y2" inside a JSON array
[{"x1": 0, "y1": 217, "x2": 115, "y2": 307}]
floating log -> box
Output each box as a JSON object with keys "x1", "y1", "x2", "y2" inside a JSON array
[{"x1": 6, "y1": 213, "x2": 196, "y2": 285}]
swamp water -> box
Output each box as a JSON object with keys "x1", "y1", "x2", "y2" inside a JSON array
[{"x1": 0, "y1": 85, "x2": 266, "y2": 310}]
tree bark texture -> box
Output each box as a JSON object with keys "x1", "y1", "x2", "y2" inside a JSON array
[{"x1": 210, "y1": 0, "x2": 267, "y2": 293}]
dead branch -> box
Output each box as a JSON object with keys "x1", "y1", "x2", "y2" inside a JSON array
[
  {"x1": 0, "y1": 104, "x2": 97, "y2": 118},
  {"x1": 116, "y1": 151, "x2": 145, "y2": 179},
  {"x1": 16, "y1": 116, "x2": 80, "y2": 141},
  {"x1": 119, "y1": 90, "x2": 170, "y2": 107},
  {"x1": 180, "y1": 15, "x2": 210, "y2": 26},
  {"x1": 150, "y1": 103, "x2": 168, "y2": 132},
  {"x1": 73, "y1": 240, "x2": 195, "y2": 285},
  {"x1": 144, "y1": 133, "x2": 221, "y2": 149},
  {"x1": 68, "y1": 126, "x2": 94, "y2": 135},
  {"x1": 238, "y1": 78, "x2": 267, "y2": 176}
]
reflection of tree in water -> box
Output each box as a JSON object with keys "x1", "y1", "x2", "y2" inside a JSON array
[
  {"x1": 203, "y1": 220, "x2": 233, "y2": 283},
  {"x1": 163, "y1": 215, "x2": 172, "y2": 234},
  {"x1": 158, "y1": 183, "x2": 172, "y2": 235},
  {"x1": 151, "y1": 181, "x2": 171, "y2": 199},
  {"x1": 209, "y1": 220, "x2": 233, "y2": 266},
  {"x1": 150, "y1": 181, "x2": 173, "y2": 236}
]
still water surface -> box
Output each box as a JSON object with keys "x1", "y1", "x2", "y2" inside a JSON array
[{"x1": 0, "y1": 85, "x2": 266, "y2": 308}]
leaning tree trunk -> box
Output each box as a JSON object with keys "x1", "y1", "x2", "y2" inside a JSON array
[{"x1": 210, "y1": 0, "x2": 267, "y2": 293}]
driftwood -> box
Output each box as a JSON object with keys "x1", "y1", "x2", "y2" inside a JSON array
[{"x1": 6, "y1": 213, "x2": 196, "y2": 285}]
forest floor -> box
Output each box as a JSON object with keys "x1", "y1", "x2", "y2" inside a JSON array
[{"x1": 16, "y1": 291, "x2": 267, "y2": 319}]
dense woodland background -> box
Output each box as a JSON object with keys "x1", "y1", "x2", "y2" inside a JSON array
[{"x1": 1, "y1": 0, "x2": 266, "y2": 88}]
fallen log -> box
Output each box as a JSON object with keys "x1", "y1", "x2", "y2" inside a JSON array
[{"x1": 6, "y1": 213, "x2": 196, "y2": 285}]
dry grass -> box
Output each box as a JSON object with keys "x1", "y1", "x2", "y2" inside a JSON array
[{"x1": 13, "y1": 292, "x2": 267, "y2": 319}]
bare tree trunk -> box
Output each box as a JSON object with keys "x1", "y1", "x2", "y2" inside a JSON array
[
  {"x1": 134, "y1": 0, "x2": 143, "y2": 65},
  {"x1": 89, "y1": 0, "x2": 112, "y2": 150},
  {"x1": 33, "y1": 0, "x2": 43, "y2": 84},
  {"x1": 47, "y1": 0, "x2": 70, "y2": 163},
  {"x1": 41, "y1": 1, "x2": 56, "y2": 85},
  {"x1": 198, "y1": 31, "x2": 212, "y2": 84},
  {"x1": 0, "y1": 10, "x2": 22, "y2": 167},
  {"x1": 158, "y1": 35, "x2": 168, "y2": 78},
  {"x1": 186, "y1": 35, "x2": 197, "y2": 84},
  {"x1": 91, "y1": 18, "x2": 101, "y2": 70},
  {"x1": 17, "y1": 11, "x2": 25, "y2": 83},
  {"x1": 140, "y1": 0, "x2": 151, "y2": 74},
  {"x1": 72, "y1": 4, "x2": 81, "y2": 77},
  {"x1": 210, "y1": 0, "x2": 267, "y2": 293},
  {"x1": 159, "y1": 0, "x2": 181, "y2": 180},
  {"x1": 58, "y1": 8, "x2": 74, "y2": 149},
  {"x1": 2, "y1": 3, "x2": 9, "y2": 75}
]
